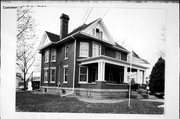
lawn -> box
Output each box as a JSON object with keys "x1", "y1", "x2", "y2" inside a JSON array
[{"x1": 16, "y1": 91, "x2": 164, "y2": 114}]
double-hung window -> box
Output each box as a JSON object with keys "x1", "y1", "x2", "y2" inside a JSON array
[
  {"x1": 44, "y1": 68, "x2": 48, "y2": 83},
  {"x1": 50, "y1": 67, "x2": 56, "y2": 83},
  {"x1": 65, "y1": 45, "x2": 69, "y2": 59},
  {"x1": 79, "y1": 42, "x2": 89, "y2": 57},
  {"x1": 79, "y1": 66, "x2": 88, "y2": 83},
  {"x1": 63, "y1": 65, "x2": 68, "y2": 83},
  {"x1": 51, "y1": 49, "x2": 56, "y2": 62},
  {"x1": 45, "y1": 50, "x2": 49, "y2": 63},
  {"x1": 116, "y1": 51, "x2": 121, "y2": 60},
  {"x1": 92, "y1": 42, "x2": 101, "y2": 57}
]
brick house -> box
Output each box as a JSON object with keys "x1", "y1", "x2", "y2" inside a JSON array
[{"x1": 39, "y1": 13, "x2": 149, "y2": 99}]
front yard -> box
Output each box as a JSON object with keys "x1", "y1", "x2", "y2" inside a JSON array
[{"x1": 16, "y1": 91, "x2": 164, "y2": 114}]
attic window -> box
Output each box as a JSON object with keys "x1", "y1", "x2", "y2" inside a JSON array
[{"x1": 93, "y1": 28, "x2": 103, "y2": 39}]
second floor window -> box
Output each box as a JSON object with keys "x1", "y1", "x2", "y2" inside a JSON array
[
  {"x1": 65, "y1": 45, "x2": 69, "y2": 59},
  {"x1": 45, "y1": 50, "x2": 49, "y2": 63},
  {"x1": 51, "y1": 49, "x2": 56, "y2": 62},
  {"x1": 92, "y1": 42, "x2": 101, "y2": 57},
  {"x1": 79, "y1": 42, "x2": 89, "y2": 57},
  {"x1": 116, "y1": 51, "x2": 121, "y2": 60}
]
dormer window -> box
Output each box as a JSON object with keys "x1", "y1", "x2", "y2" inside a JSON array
[{"x1": 92, "y1": 28, "x2": 103, "y2": 39}]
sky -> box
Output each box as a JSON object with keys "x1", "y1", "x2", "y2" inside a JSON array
[{"x1": 32, "y1": 5, "x2": 166, "y2": 76}]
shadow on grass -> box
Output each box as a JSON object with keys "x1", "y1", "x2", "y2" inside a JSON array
[{"x1": 16, "y1": 91, "x2": 164, "y2": 114}]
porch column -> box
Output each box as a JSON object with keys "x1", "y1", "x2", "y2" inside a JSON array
[
  {"x1": 136, "y1": 69, "x2": 140, "y2": 84},
  {"x1": 143, "y1": 70, "x2": 146, "y2": 84},
  {"x1": 97, "y1": 62, "x2": 105, "y2": 81},
  {"x1": 124, "y1": 66, "x2": 127, "y2": 83}
]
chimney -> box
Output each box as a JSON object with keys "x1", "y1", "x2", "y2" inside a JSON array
[{"x1": 60, "y1": 13, "x2": 70, "y2": 39}]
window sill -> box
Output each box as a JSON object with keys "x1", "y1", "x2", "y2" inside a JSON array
[
  {"x1": 50, "y1": 81, "x2": 55, "y2": 83},
  {"x1": 44, "y1": 81, "x2": 48, "y2": 83},
  {"x1": 44, "y1": 61, "x2": 49, "y2": 63},
  {"x1": 51, "y1": 60, "x2": 56, "y2": 62},
  {"x1": 63, "y1": 82, "x2": 67, "y2": 84}
]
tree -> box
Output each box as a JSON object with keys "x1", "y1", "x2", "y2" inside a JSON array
[
  {"x1": 16, "y1": 7, "x2": 37, "y2": 90},
  {"x1": 149, "y1": 57, "x2": 165, "y2": 94}
]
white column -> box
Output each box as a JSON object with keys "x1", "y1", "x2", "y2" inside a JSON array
[
  {"x1": 97, "y1": 62, "x2": 105, "y2": 81},
  {"x1": 143, "y1": 70, "x2": 146, "y2": 84},
  {"x1": 137, "y1": 69, "x2": 140, "y2": 84},
  {"x1": 124, "y1": 66, "x2": 127, "y2": 83}
]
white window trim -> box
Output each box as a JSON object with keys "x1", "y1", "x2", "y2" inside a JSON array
[
  {"x1": 79, "y1": 66, "x2": 88, "y2": 83},
  {"x1": 63, "y1": 66, "x2": 68, "y2": 83},
  {"x1": 64, "y1": 45, "x2": 68, "y2": 60},
  {"x1": 44, "y1": 50, "x2": 49, "y2": 63},
  {"x1": 92, "y1": 42, "x2": 101, "y2": 57},
  {"x1": 44, "y1": 68, "x2": 48, "y2": 83},
  {"x1": 116, "y1": 51, "x2": 121, "y2": 60},
  {"x1": 51, "y1": 49, "x2": 56, "y2": 62},
  {"x1": 50, "y1": 67, "x2": 56, "y2": 83},
  {"x1": 79, "y1": 42, "x2": 89, "y2": 57}
]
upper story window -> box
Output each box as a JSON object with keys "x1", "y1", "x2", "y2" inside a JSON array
[
  {"x1": 92, "y1": 42, "x2": 101, "y2": 57},
  {"x1": 116, "y1": 51, "x2": 121, "y2": 60},
  {"x1": 45, "y1": 50, "x2": 49, "y2": 63},
  {"x1": 65, "y1": 45, "x2": 69, "y2": 59},
  {"x1": 93, "y1": 28, "x2": 103, "y2": 39},
  {"x1": 79, "y1": 42, "x2": 89, "y2": 57},
  {"x1": 51, "y1": 49, "x2": 56, "y2": 62}
]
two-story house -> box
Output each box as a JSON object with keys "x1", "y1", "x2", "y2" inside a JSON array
[{"x1": 39, "y1": 13, "x2": 149, "y2": 99}]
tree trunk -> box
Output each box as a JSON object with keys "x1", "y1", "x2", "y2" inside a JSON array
[{"x1": 23, "y1": 73, "x2": 26, "y2": 90}]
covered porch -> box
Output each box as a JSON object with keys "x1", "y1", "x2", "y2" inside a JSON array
[{"x1": 77, "y1": 55, "x2": 148, "y2": 89}]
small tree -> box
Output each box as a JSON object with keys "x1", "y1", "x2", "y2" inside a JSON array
[
  {"x1": 149, "y1": 57, "x2": 165, "y2": 94},
  {"x1": 16, "y1": 7, "x2": 37, "y2": 90}
]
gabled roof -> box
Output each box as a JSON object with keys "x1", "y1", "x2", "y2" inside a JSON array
[
  {"x1": 45, "y1": 31, "x2": 60, "y2": 42},
  {"x1": 39, "y1": 18, "x2": 128, "y2": 53},
  {"x1": 68, "y1": 18, "x2": 100, "y2": 36}
]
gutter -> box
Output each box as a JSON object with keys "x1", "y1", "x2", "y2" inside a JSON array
[{"x1": 61, "y1": 36, "x2": 76, "y2": 97}]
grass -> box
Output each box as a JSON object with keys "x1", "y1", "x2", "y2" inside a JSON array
[{"x1": 16, "y1": 91, "x2": 164, "y2": 114}]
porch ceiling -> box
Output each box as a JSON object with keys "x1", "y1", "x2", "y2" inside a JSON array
[{"x1": 77, "y1": 55, "x2": 149, "y2": 70}]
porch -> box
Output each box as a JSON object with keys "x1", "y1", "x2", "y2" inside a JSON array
[{"x1": 77, "y1": 55, "x2": 148, "y2": 89}]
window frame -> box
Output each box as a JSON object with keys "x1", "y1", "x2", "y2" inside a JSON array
[
  {"x1": 92, "y1": 42, "x2": 101, "y2": 57},
  {"x1": 79, "y1": 66, "x2": 88, "y2": 83},
  {"x1": 63, "y1": 65, "x2": 68, "y2": 83},
  {"x1": 44, "y1": 50, "x2": 49, "y2": 63},
  {"x1": 50, "y1": 67, "x2": 56, "y2": 83},
  {"x1": 64, "y1": 45, "x2": 69, "y2": 60},
  {"x1": 51, "y1": 49, "x2": 56, "y2": 62},
  {"x1": 44, "y1": 68, "x2": 48, "y2": 83},
  {"x1": 79, "y1": 42, "x2": 89, "y2": 57},
  {"x1": 116, "y1": 51, "x2": 121, "y2": 60}
]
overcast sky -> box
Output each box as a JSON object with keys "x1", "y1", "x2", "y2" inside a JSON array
[{"x1": 32, "y1": 5, "x2": 166, "y2": 75}]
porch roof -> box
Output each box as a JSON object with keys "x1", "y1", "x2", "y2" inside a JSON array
[{"x1": 77, "y1": 55, "x2": 149, "y2": 70}]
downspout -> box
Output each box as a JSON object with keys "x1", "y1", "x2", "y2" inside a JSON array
[{"x1": 61, "y1": 36, "x2": 76, "y2": 97}]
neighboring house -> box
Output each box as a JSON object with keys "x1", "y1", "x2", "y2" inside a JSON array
[{"x1": 39, "y1": 13, "x2": 149, "y2": 99}]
